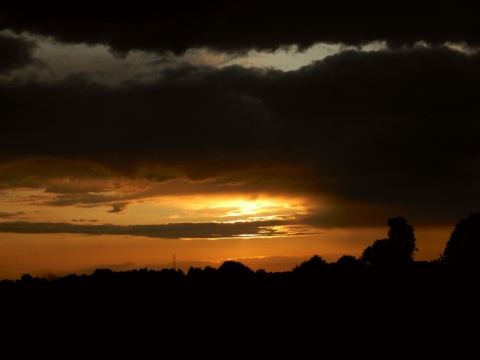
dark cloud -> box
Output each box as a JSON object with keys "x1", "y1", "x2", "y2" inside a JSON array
[
  {"x1": 0, "y1": 219, "x2": 307, "y2": 239},
  {"x1": 0, "y1": 211, "x2": 27, "y2": 219},
  {"x1": 1, "y1": 1, "x2": 480, "y2": 55},
  {"x1": 0, "y1": 33, "x2": 36, "y2": 73},
  {"x1": 42, "y1": 193, "x2": 122, "y2": 207},
  {"x1": 107, "y1": 202, "x2": 130, "y2": 214},
  {"x1": 0, "y1": 157, "x2": 111, "y2": 190},
  {"x1": 0, "y1": 65, "x2": 276, "y2": 178},
  {"x1": 44, "y1": 182, "x2": 112, "y2": 195},
  {"x1": 1, "y1": 47, "x2": 479, "y2": 226}
]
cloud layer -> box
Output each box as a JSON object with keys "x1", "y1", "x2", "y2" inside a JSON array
[{"x1": 1, "y1": 5, "x2": 479, "y2": 234}]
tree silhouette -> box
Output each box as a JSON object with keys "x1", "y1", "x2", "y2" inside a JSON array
[
  {"x1": 361, "y1": 216, "x2": 417, "y2": 270},
  {"x1": 333, "y1": 254, "x2": 364, "y2": 274},
  {"x1": 292, "y1": 254, "x2": 328, "y2": 275},
  {"x1": 217, "y1": 260, "x2": 255, "y2": 283},
  {"x1": 439, "y1": 212, "x2": 480, "y2": 269},
  {"x1": 387, "y1": 216, "x2": 417, "y2": 261}
]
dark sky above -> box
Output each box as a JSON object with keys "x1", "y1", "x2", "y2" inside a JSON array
[
  {"x1": 2, "y1": 1, "x2": 480, "y2": 54},
  {"x1": 1, "y1": 2, "x2": 479, "y2": 230}
]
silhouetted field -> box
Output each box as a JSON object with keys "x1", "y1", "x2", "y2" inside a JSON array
[
  {"x1": 2, "y1": 211, "x2": 479, "y2": 356},
  {"x1": 0, "y1": 263, "x2": 479, "y2": 334},
  {"x1": 1, "y1": 259, "x2": 477, "y2": 356}
]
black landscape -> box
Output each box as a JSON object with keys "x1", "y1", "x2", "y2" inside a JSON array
[{"x1": 2, "y1": 213, "x2": 479, "y2": 356}]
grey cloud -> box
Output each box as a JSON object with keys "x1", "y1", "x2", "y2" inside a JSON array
[{"x1": 107, "y1": 202, "x2": 130, "y2": 214}]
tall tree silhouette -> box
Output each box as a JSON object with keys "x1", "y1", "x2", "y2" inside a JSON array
[
  {"x1": 440, "y1": 212, "x2": 480, "y2": 269},
  {"x1": 361, "y1": 217, "x2": 417, "y2": 270}
]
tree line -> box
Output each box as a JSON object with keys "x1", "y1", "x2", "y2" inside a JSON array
[
  {"x1": 2, "y1": 211, "x2": 478, "y2": 353},
  {"x1": 1, "y1": 211, "x2": 478, "y2": 291}
]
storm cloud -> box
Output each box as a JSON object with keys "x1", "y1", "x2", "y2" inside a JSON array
[
  {"x1": 0, "y1": 4, "x2": 479, "y2": 232},
  {"x1": 1, "y1": 46, "x2": 479, "y2": 225}
]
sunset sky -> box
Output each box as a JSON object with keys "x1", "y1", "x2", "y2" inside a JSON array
[{"x1": 1, "y1": 2, "x2": 479, "y2": 280}]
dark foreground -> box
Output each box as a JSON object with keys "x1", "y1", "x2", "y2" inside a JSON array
[{"x1": 1, "y1": 264, "x2": 478, "y2": 357}]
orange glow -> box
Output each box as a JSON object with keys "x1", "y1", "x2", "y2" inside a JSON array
[
  {"x1": 212, "y1": 197, "x2": 307, "y2": 222},
  {"x1": 0, "y1": 225, "x2": 452, "y2": 281},
  {"x1": 0, "y1": 157, "x2": 456, "y2": 281}
]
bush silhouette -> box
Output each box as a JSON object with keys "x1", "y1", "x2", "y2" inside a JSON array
[
  {"x1": 217, "y1": 260, "x2": 255, "y2": 282},
  {"x1": 292, "y1": 254, "x2": 328, "y2": 275},
  {"x1": 333, "y1": 255, "x2": 365, "y2": 274}
]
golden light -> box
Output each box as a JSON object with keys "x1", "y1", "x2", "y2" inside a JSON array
[{"x1": 213, "y1": 198, "x2": 307, "y2": 223}]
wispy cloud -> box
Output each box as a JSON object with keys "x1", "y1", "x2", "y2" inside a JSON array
[
  {"x1": 0, "y1": 211, "x2": 27, "y2": 219},
  {"x1": 107, "y1": 202, "x2": 130, "y2": 214}
]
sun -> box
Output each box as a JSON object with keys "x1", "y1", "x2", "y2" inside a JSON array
[
  {"x1": 223, "y1": 200, "x2": 268, "y2": 216},
  {"x1": 214, "y1": 197, "x2": 306, "y2": 223}
]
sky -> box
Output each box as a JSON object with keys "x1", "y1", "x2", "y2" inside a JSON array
[{"x1": 1, "y1": 2, "x2": 479, "y2": 280}]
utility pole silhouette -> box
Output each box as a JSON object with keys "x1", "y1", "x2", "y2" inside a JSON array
[{"x1": 173, "y1": 254, "x2": 176, "y2": 271}]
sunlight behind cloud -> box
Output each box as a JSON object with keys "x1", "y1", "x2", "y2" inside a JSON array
[
  {"x1": 216, "y1": 198, "x2": 302, "y2": 222},
  {"x1": 0, "y1": 161, "x2": 314, "y2": 234}
]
